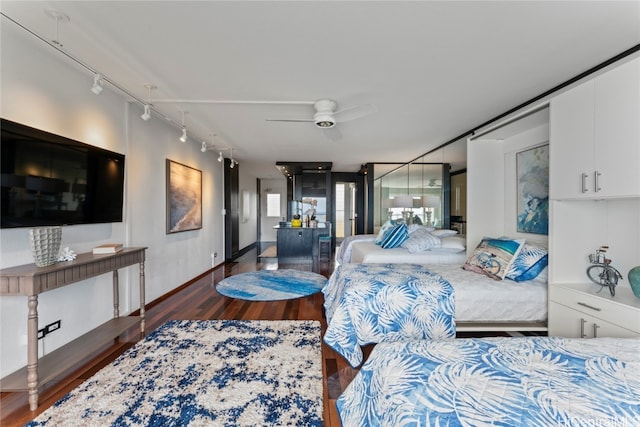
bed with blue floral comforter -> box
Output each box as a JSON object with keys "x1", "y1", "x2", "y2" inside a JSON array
[
  {"x1": 337, "y1": 336, "x2": 640, "y2": 426},
  {"x1": 322, "y1": 263, "x2": 455, "y2": 367}
]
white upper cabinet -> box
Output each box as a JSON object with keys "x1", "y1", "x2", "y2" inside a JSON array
[{"x1": 550, "y1": 57, "x2": 640, "y2": 199}]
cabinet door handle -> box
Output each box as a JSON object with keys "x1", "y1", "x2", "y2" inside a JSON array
[
  {"x1": 593, "y1": 323, "x2": 600, "y2": 338},
  {"x1": 581, "y1": 173, "x2": 589, "y2": 193},
  {"x1": 577, "y1": 302, "x2": 602, "y2": 312},
  {"x1": 594, "y1": 171, "x2": 602, "y2": 192},
  {"x1": 580, "y1": 318, "x2": 587, "y2": 338}
]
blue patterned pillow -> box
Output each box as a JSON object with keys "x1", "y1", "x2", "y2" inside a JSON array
[
  {"x1": 380, "y1": 223, "x2": 409, "y2": 249},
  {"x1": 375, "y1": 220, "x2": 396, "y2": 245},
  {"x1": 506, "y1": 243, "x2": 548, "y2": 282}
]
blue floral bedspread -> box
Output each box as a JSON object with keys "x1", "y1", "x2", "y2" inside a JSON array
[
  {"x1": 322, "y1": 263, "x2": 455, "y2": 367},
  {"x1": 337, "y1": 336, "x2": 640, "y2": 426}
]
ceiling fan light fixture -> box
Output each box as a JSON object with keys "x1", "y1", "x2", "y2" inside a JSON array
[{"x1": 314, "y1": 113, "x2": 335, "y2": 128}]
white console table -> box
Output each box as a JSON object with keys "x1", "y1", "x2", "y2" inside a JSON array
[{"x1": 0, "y1": 247, "x2": 147, "y2": 410}]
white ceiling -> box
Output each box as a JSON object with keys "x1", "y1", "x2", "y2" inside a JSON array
[{"x1": 2, "y1": 1, "x2": 639, "y2": 179}]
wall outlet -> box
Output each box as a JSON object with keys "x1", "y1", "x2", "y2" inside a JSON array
[
  {"x1": 38, "y1": 320, "x2": 61, "y2": 340},
  {"x1": 47, "y1": 320, "x2": 61, "y2": 334}
]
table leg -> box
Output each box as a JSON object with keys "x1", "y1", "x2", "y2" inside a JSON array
[
  {"x1": 112, "y1": 270, "x2": 120, "y2": 318},
  {"x1": 139, "y1": 260, "x2": 146, "y2": 334},
  {"x1": 27, "y1": 295, "x2": 39, "y2": 411}
]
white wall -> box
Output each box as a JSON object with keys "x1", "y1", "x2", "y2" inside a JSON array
[{"x1": 0, "y1": 22, "x2": 228, "y2": 377}]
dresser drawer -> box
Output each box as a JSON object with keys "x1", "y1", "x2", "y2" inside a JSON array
[{"x1": 550, "y1": 284, "x2": 640, "y2": 333}]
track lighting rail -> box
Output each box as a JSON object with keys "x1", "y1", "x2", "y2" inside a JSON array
[{"x1": 0, "y1": 11, "x2": 230, "y2": 154}]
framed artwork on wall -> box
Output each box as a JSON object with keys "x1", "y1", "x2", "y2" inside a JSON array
[
  {"x1": 516, "y1": 144, "x2": 549, "y2": 235},
  {"x1": 166, "y1": 159, "x2": 202, "y2": 234}
]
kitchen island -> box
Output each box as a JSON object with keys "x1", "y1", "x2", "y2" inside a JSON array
[{"x1": 274, "y1": 222, "x2": 331, "y2": 262}]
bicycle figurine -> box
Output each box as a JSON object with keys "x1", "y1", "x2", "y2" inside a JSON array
[
  {"x1": 474, "y1": 252, "x2": 501, "y2": 275},
  {"x1": 586, "y1": 246, "x2": 622, "y2": 296}
]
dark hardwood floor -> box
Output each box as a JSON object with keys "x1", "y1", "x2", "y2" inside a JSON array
[{"x1": 1, "y1": 247, "x2": 361, "y2": 426}]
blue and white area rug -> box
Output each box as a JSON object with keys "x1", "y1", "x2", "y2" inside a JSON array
[
  {"x1": 27, "y1": 320, "x2": 323, "y2": 426},
  {"x1": 217, "y1": 269, "x2": 327, "y2": 301}
]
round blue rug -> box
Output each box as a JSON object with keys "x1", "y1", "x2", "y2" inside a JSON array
[{"x1": 216, "y1": 269, "x2": 328, "y2": 301}]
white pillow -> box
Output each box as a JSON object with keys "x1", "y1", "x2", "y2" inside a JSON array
[
  {"x1": 431, "y1": 229, "x2": 458, "y2": 237},
  {"x1": 430, "y1": 236, "x2": 466, "y2": 252},
  {"x1": 407, "y1": 224, "x2": 435, "y2": 234},
  {"x1": 401, "y1": 227, "x2": 441, "y2": 253}
]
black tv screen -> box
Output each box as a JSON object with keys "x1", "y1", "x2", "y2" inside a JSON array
[{"x1": 1, "y1": 118, "x2": 125, "y2": 228}]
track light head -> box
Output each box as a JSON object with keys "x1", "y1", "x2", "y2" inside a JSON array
[
  {"x1": 218, "y1": 152, "x2": 223, "y2": 162},
  {"x1": 91, "y1": 73, "x2": 103, "y2": 95},
  {"x1": 230, "y1": 159, "x2": 235, "y2": 169},
  {"x1": 201, "y1": 141, "x2": 207, "y2": 152},
  {"x1": 179, "y1": 127, "x2": 187, "y2": 143},
  {"x1": 141, "y1": 104, "x2": 151, "y2": 121}
]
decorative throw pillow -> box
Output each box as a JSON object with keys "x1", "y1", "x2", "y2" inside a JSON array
[
  {"x1": 431, "y1": 229, "x2": 459, "y2": 238},
  {"x1": 506, "y1": 243, "x2": 548, "y2": 282},
  {"x1": 401, "y1": 227, "x2": 441, "y2": 253},
  {"x1": 463, "y1": 237, "x2": 525, "y2": 280},
  {"x1": 380, "y1": 223, "x2": 409, "y2": 249},
  {"x1": 375, "y1": 220, "x2": 395, "y2": 245}
]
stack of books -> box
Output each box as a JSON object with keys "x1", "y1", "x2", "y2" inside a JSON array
[{"x1": 92, "y1": 243, "x2": 124, "y2": 254}]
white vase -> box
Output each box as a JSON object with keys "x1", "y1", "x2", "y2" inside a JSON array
[{"x1": 29, "y1": 226, "x2": 62, "y2": 267}]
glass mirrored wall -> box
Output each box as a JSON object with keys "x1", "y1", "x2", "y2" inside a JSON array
[
  {"x1": 376, "y1": 161, "x2": 444, "y2": 227},
  {"x1": 372, "y1": 137, "x2": 467, "y2": 231}
]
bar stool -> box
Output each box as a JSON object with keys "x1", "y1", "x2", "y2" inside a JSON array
[{"x1": 318, "y1": 235, "x2": 331, "y2": 262}]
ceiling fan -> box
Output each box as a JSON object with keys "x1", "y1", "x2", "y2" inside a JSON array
[{"x1": 266, "y1": 99, "x2": 376, "y2": 129}]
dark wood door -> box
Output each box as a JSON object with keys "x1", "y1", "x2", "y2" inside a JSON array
[{"x1": 224, "y1": 159, "x2": 239, "y2": 261}]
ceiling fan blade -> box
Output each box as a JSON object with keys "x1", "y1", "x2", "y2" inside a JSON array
[
  {"x1": 323, "y1": 127, "x2": 342, "y2": 142},
  {"x1": 334, "y1": 103, "x2": 377, "y2": 122},
  {"x1": 265, "y1": 118, "x2": 313, "y2": 123}
]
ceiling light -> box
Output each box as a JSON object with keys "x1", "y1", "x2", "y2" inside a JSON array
[
  {"x1": 91, "y1": 73, "x2": 103, "y2": 95},
  {"x1": 218, "y1": 152, "x2": 223, "y2": 162},
  {"x1": 141, "y1": 84, "x2": 156, "y2": 121},
  {"x1": 201, "y1": 141, "x2": 207, "y2": 152},
  {"x1": 229, "y1": 148, "x2": 237, "y2": 168},
  {"x1": 314, "y1": 113, "x2": 335, "y2": 128},
  {"x1": 141, "y1": 104, "x2": 151, "y2": 120},
  {"x1": 179, "y1": 111, "x2": 188, "y2": 142}
]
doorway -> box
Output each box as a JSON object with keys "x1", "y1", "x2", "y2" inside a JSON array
[
  {"x1": 335, "y1": 182, "x2": 355, "y2": 243},
  {"x1": 332, "y1": 172, "x2": 364, "y2": 245}
]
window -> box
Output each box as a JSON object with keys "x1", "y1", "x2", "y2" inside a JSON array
[{"x1": 266, "y1": 193, "x2": 280, "y2": 217}]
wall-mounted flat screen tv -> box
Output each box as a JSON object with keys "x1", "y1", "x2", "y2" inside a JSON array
[{"x1": 1, "y1": 118, "x2": 125, "y2": 228}]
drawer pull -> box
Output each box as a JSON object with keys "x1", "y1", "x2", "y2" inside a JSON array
[
  {"x1": 577, "y1": 302, "x2": 601, "y2": 312},
  {"x1": 580, "y1": 318, "x2": 587, "y2": 338}
]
